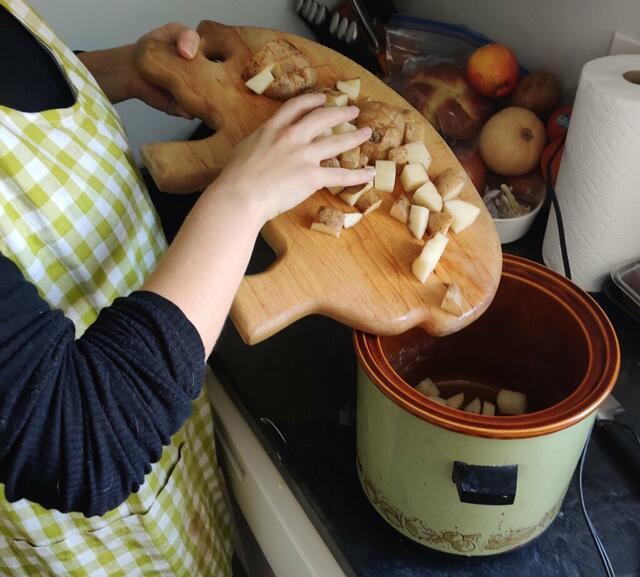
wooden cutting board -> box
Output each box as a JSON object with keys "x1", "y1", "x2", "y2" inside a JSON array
[{"x1": 138, "y1": 21, "x2": 502, "y2": 345}]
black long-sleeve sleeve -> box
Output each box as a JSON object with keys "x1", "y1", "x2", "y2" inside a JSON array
[{"x1": 0, "y1": 252, "x2": 205, "y2": 516}]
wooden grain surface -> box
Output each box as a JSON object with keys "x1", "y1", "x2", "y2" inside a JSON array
[{"x1": 138, "y1": 21, "x2": 502, "y2": 345}]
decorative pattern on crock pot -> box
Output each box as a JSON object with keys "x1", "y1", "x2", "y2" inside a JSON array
[
  {"x1": 359, "y1": 467, "x2": 480, "y2": 553},
  {"x1": 405, "y1": 518, "x2": 480, "y2": 553},
  {"x1": 358, "y1": 457, "x2": 564, "y2": 554},
  {"x1": 484, "y1": 526, "x2": 537, "y2": 550},
  {"x1": 483, "y1": 502, "x2": 562, "y2": 551}
]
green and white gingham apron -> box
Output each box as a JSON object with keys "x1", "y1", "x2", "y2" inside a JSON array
[{"x1": 0, "y1": 1, "x2": 233, "y2": 575}]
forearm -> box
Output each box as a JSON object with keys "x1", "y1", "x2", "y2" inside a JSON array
[
  {"x1": 143, "y1": 94, "x2": 373, "y2": 354},
  {"x1": 142, "y1": 181, "x2": 266, "y2": 355},
  {"x1": 0, "y1": 254, "x2": 205, "y2": 515},
  {"x1": 77, "y1": 44, "x2": 134, "y2": 103}
]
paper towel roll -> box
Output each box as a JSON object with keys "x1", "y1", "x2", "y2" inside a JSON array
[{"x1": 543, "y1": 55, "x2": 640, "y2": 291}]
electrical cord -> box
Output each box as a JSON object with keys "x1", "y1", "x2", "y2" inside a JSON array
[
  {"x1": 597, "y1": 418, "x2": 640, "y2": 450},
  {"x1": 545, "y1": 141, "x2": 572, "y2": 280},
  {"x1": 578, "y1": 429, "x2": 617, "y2": 577},
  {"x1": 621, "y1": 423, "x2": 640, "y2": 449}
]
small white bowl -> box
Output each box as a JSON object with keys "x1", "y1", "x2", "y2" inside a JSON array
[{"x1": 492, "y1": 197, "x2": 545, "y2": 244}]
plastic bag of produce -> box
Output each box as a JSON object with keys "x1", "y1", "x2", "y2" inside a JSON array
[
  {"x1": 385, "y1": 15, "x2": 544, "y2": 208},
  {"x1": 385, "y1": 16, "x2": 497, "y2": 143}
]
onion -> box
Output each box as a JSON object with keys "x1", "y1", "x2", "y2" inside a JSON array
[{"x1": 478, "y1": 107, "x2": 546, "y2": 176}]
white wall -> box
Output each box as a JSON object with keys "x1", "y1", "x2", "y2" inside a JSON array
[
  {"x1": 29, "y1": 0, "x2": 309, "y2": 161},
  {"x1": 32, "y1": 0, "x2": 640, "y2": 154},
  {"x1": 396, "y1": 0, "x2": 640, "y2": 93}
]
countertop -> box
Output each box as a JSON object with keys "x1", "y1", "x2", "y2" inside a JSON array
[{"x1": 211, "y1": 204, "x2": 640, "y2": 577}]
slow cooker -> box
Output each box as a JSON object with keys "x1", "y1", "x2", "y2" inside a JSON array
[{"x1": 354, "y1": 254, "x2": 619, "y2": 555}]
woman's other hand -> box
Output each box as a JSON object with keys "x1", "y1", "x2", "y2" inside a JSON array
[
  {"x1": 129, "y1": 23, "x2": 199, "y2": 117},
  {"x1": 78, "y1": 22, "x2": 199, "y2": 117}
]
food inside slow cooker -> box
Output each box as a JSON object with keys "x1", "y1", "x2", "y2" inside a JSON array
[
  {"x1": 415, "y1": 378, "x2": 528, "y2": 415},
  {"x1": 496, "y1": 388, "x2": 528, "y2": 415}
]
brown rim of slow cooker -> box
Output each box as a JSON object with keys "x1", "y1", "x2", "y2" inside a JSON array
[{"x1": 353, "y1": 255, "x2": 620, "y2": 439}]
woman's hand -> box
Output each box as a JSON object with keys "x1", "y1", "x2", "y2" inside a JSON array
[
  {"x1": 211, "y1": 92, "x2": 375, "y2": 224},
  {"x1": 78, "y1": 22, "x2": 199, "y2": 116},
  {"x1": 128, "y1": 23, "x2": 200, "y2": 117},
  {"x1": 143, "y1": 92, "x2": 374, "y2": 353}
]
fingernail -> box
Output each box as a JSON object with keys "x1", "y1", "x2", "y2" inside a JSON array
[
  {"x1": 366, "y1": 166, "x2": 376, "y2": 176},
  {"x1": 350, "y1": 106, "x2": 360, "y2": 114},
  {"x1": 184, "y1": 39, "x2": 198, "y2": 58},
  {"x1": 361, "y1": 126, "x2": 372, "y2": 138}
]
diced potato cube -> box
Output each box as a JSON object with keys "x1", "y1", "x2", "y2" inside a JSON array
[
  {"x1": 427, "y1": 212, "x2": 453, "y2": 236},
  {"x1": 482, "y1": 401, "x2": 496, "y2": 416},
  {"x1": 358, "y1": 150, "x2": 369, "y2": 168},
  {"x1": 388, "y1": 143, "x2": 430, "y2": 170},
  {"x1": 413, "y1": 181, "x2": 442, "y2": 212},
  {"x1": 333, "y1": 122, "x2": 358, "y2": 135},
  {"x1": 324, "y1": 90, "x2": 349, "y2": 107},
  {"x1": 343, "y1": 212, "x2": 363, "y2": 229},
  {"x1": 440, "y1": 282, "x2": 469, "y2": 317},
  {"x1": 336, "y1": 78, "x2": 360, "y2": 101},
  {"x1": 464, "y1": 398, "x2": 482, "y2": 414},
  {"x1": 405, "y1": 142, "x2": 431, "y2": 170},
  {"x1": 411, "y1": 232, "x2": 449, "y2": 283},
  {"x1": 408, "y1": 205, "x2": 429, "y2": 240},
  {"x1": 340, "y1": 146, "x2": 361, "y2": 169},
  {"x1": 404, "y1": 121, "x2": 427, "y2": 143},
  {"x1": 416, "y1": 377, "x2": 440, "y2": 398},
  {"x1": 446, "y1": 392, "x2": 465, "y2": 410},
  {"x1": 321, "y1": 157, "x2": 340, "y2": 168},
  {"x1": 310, "y1": 206, "x2": 344, "y2": 237},
  {"x1": 435, "y1": 168, "x2": 466, "y2": 201},
  {"x1": 339, "y1": 182, "x2": 372, "y2": 206},
  {"x1": 355, "y1": 187, "x2": 382, "y2": 215},
  {"x1": 496, "y1": 389, "x2": 527, "y2": 415},
  {"x1": 375, "y1": 160, "x2": 396, "y2": 193},
  {"x1": 244, "y1": 64, "x2": 275, "y2": 94},
  {"x1": 444, "y1": 200, "x2": 481, "y2": 234},
  {"x1": 387, "y1": 145, "x2": 409, "y2": 166},
  {"x1": 343, "y1": 78, "x2": 361, "y2": 89},
  {"x1": 389, "y1": 195, "x2": 410, "y2": 224},
  {"x1": 400, "y1": 163, "x2": 429, "y2": 193}
]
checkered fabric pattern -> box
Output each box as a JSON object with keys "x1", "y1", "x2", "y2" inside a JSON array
[
  {"x1": 1, "y1": 394, "x2": 233, "y2": 577},
  {"x1": 0, "y1": 1, "x2": 233, "y2": 575},
  {"x1": 0, "y1": 0, "x2": 165, "y2": 333}
]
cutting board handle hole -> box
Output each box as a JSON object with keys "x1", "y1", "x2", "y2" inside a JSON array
[{"x1": 245, "y1": 233, "x2": 277, "y2": 275}]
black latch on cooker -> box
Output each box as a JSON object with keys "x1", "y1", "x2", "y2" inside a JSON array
[{"x1": 452, "y1": 461, "x2": 518, "y2": 505}]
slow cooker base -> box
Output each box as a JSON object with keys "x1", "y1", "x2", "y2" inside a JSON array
[{"x1": 356, "y1": 460, "x2": 563, "y2": 556}]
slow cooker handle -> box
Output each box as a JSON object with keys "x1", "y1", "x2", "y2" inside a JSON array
[{"x1": 452, "y1": 461, "x2": 518, "y2": 506}]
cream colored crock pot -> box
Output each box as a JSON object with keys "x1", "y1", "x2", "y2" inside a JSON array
[{"x1": 354, "y1": 255, "x2": 619, "y2": 556}]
